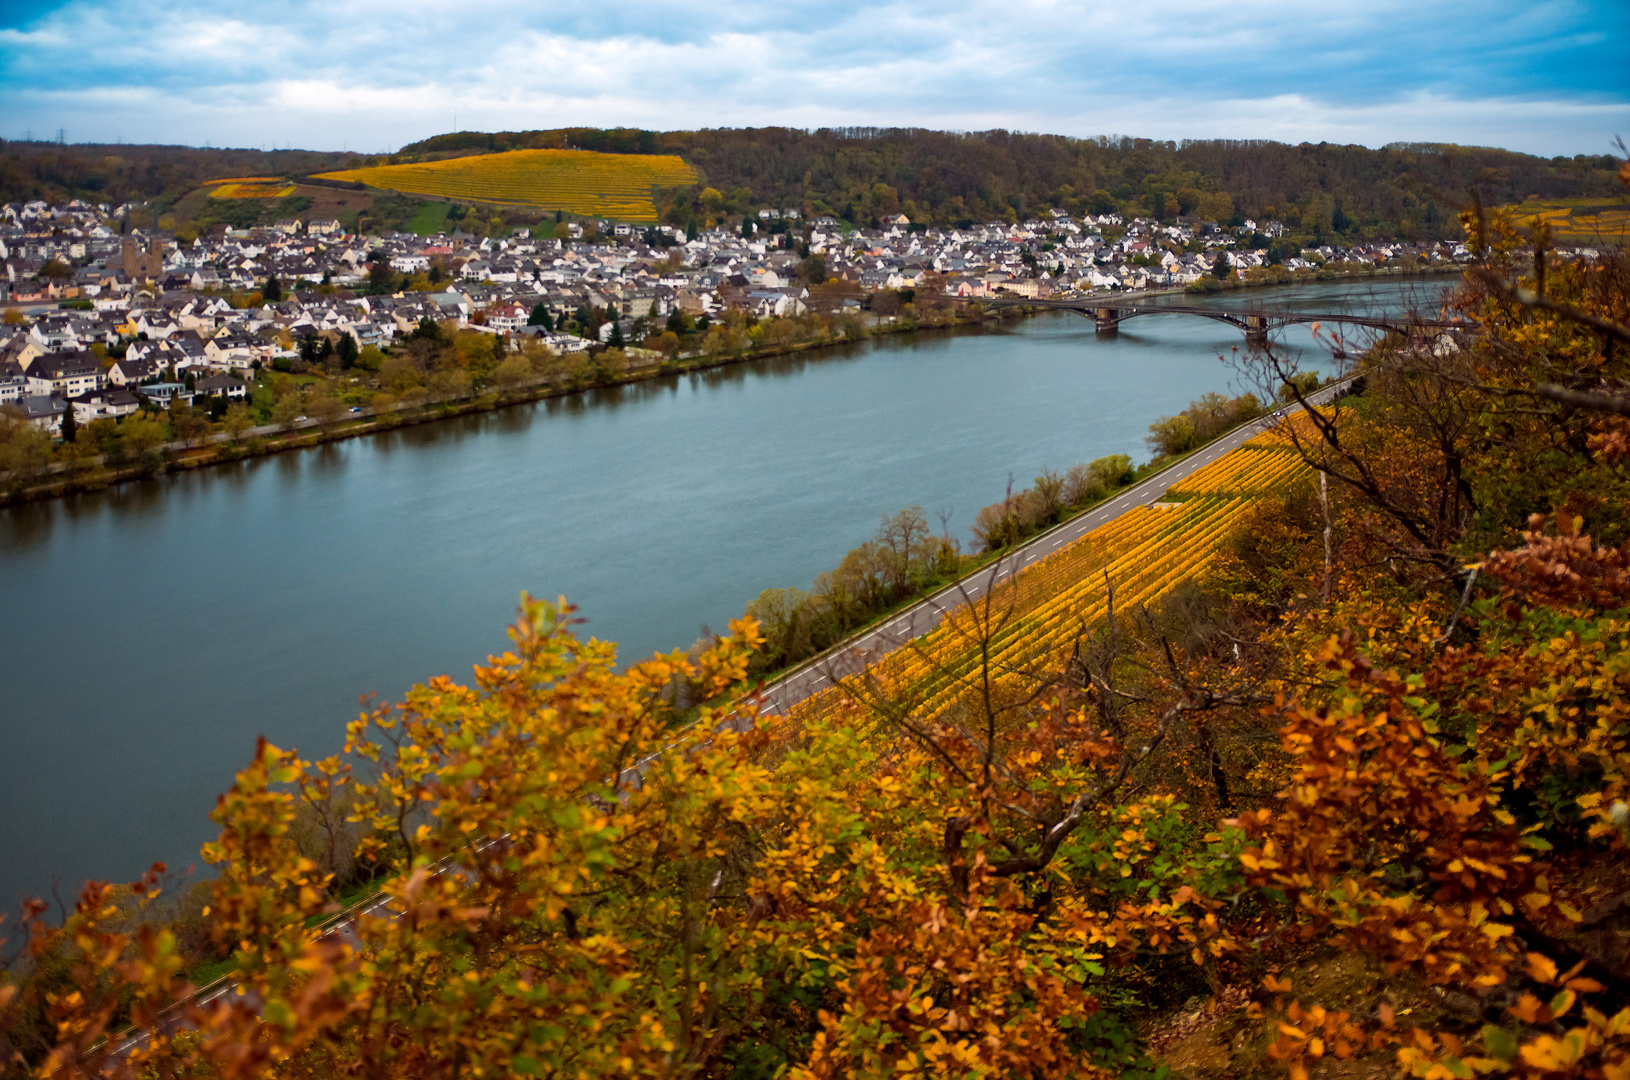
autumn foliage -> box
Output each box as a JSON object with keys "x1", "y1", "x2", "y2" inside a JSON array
[{"x1": 6, "y1": 179, "x2": 1630, "y2": 1079}]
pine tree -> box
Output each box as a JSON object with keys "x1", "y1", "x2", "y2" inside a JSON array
[{"x1": 58, "y1": 401, "x2": 75, "y2": 442}]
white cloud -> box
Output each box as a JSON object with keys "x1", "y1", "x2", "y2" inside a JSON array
[{"x1": 1, "y1": 0, "x2": 1624, "y2": 155}]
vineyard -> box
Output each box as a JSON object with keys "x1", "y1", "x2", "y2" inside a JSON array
[
  {"x1": 207, "y1": 179, "x2": 297, "y2": 199},
  {"x1": 1505, "y1": 197, "x2": 1630, "y2": 244},
  {"x1": 786, "y1": 431, "x2": 1312, "y2": 729},
  {"x1": 314, "y1": 149, "x2": 700, "y2": 220}
]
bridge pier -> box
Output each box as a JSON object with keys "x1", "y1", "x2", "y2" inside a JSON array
[
  {"x1": 1245, "y1": 314, "x2": 1270, "y2": 345},
  {"x1": 1094, "y1": 308, "x2": 1120, "y2": 336}
]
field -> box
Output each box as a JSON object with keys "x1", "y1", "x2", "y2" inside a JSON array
[
  {"x1": 406, "y1": 201, "x2": 451, "y2": 236},
  {"x1": 314, "y1": 149, "x2": 699, "y2": 221},
  {"x1": 1505, "y1": 198, "x2": 1630, "y2": 245},
  {"x1": 209, "y1": 181, "x2": 297, "y2": 199},
  {"x1": 785, "y1": 432, "x2": 1312, "y2": 730}
]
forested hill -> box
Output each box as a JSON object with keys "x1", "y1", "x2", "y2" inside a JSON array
[
  {"x1": 0, "y1": 142, "x2": 359, "y2": 207},
  {"x1": 1, "y1": 128, "x2": 1621, "y2": 242},
  {"x1": 398, "y1": 127, "x2": 1623, "y2": 241}
]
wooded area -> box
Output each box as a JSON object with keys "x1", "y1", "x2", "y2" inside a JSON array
[{"x1": 1, "y1": 128, "x2": 1621, "y2": 242}]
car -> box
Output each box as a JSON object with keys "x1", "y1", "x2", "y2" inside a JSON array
[
  {"x1": 294, "y1": 415, "x2": 308, "y2": 422},
  {"x1": 349, "y1": 406, "x2": 363, "y2": 413}
]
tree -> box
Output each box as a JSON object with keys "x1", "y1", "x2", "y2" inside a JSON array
[
  {"x1": 366, "y1": 260, "x2": 396, "y2": 295},
  {"x1": 608, "y1": 318, "x2": 625, "y2": 348},
  {"x1": 527, "y1": 303, "x2": 553, "y2": 329},
  {"x1": 493, "y1": 353, "x2": 531, "y2": 392},
  {"x1": 337, "y1": 334, "x2": 359, "y2": 371},
  {"x1": 1211, "y1": 251, "x2": 1232, "y2": 279},
  {"x1": 1086, "y1": 453, "x2": 1134, "y2": 489},
  {"x1": 799, "y1": 253, "x2": 828, "y2": 284},
  {"x1": 222, "y1": 402, "x2": 253, "y2": 441},
  {"x1": 309, "y1": 392, "x2": 346, "y2": 425},
  {"x1": 263, "y1": 275, "x2": 282, "y2": 302},
  {"x1": 58, "y1": 402, "x2": 76, "y2": 443},
  {"x1": 428, "y1": 264, "x2": 443, "y2": 284},
  {"x1": 120, "y1": 413, "x2": 170, "y2": 455},
  {"x1": 270, "y1": 391, "x2": 304, "y2": 428}
]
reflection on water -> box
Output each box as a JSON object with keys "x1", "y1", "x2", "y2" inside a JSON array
[{"x1": 0, "y1": 279, "x2": 1428, "y2": 908}]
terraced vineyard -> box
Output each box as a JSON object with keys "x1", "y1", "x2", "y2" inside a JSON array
[
  {"x1": 314, "y1": 149, "x2": 699, "y2": 220},
  {"x1": 1505, "y1": 198, "x2": 1630, "y2": 245},
  {"x1": 787, "y1": 431, "x2": 1312, "y2": 729}
]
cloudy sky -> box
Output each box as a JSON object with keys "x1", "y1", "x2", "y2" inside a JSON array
[{"x1": 0, "y1": 0, "x2": 1625, "y2": 156}]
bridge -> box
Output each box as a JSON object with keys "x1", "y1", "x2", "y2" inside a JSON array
[{"x1": 947, "y1": 293, "x2": 1459, "y2": 343}]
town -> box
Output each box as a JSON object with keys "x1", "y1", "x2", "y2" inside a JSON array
[{"x1": 1, "y1": 196, "x2": 1488, "y2": 455}]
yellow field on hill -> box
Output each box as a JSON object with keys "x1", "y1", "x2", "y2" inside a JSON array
[
  {"x1": 209, "y1": 181, "x2": 297, "y2": 199},
  {"x1": 786, "y1": 431, "x2": 1313, "y2": 731},
  {"x1": 1506, "y1": 198, "x2": 1630, "y2": 244},
  {"x1": 314, "y1": 149, "x2": 699, "y2": 220}
]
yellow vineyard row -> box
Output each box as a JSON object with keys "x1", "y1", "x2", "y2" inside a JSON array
[
  {"x1": 209, "y1": 182, "x2": 297, "y2": 200},
  {"x1": 785, "y1": 437, "x2": 1314, "y2": 730},
  {"x1": 315, "y1": 149, "x2": 699, "y2": 220}
]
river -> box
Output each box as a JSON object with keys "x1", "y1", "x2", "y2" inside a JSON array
[{"x1": 0, "y1": 277, "x2": 1448, "y2": 906}]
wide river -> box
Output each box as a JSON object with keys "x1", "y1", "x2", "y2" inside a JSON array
[{"x1": 0, "y1": 277, "x2": 1446, "y2": 906}]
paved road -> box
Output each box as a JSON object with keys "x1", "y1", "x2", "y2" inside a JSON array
[{"x1": 751, "y1": 381, "x2": 1343, "y2": 719}]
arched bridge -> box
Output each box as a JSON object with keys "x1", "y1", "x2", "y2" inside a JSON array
[{"x1": 947, "y1": 293, "x2": 1458, "y2": 342}]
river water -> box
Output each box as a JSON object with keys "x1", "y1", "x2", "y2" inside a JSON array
[{"x1": 0, "y1": 277, "x2": 1447, "y2": 906}]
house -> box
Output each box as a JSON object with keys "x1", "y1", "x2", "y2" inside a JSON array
[
  {"x1": 17, "y1": 394, "x2": 66, "y2": 435},
  {"x1": 0, "y1": 359, "x2": 23, "y2": 404},
  {"x1": 193, "y1": 373, "x2": 247, "y2": 400},
  {"x1": 273, "y1": 219, "x2": 302, "y2": 236},
  {"x1": 108, "y1": 356, "x2": 162, "y2": 386},
  {"x1": 485, "y1": 303, "x2": 529, "y2": 333},
  {"x1": 68, "y1": 388, "x2": 140, "y2": 423},
  {"x1": 308, "y1": 219, "x2": 343, "y2": 237},
  {"x1": 0, "y1": 334, "x2": 43, "y2": 372},
  {"x1": 136, "y1": 382, "x2": 194, "y2": 407},
  {"x1": 25, "y1": 351, "x2": 104, "y2": 398}
]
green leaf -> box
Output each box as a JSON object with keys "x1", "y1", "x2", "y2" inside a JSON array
[
  {"x1": 1480, "y1": 1024, "x2": 1518, "y2": 1063},
  {"x1": 512, "y1": 1055, "x2": 539, "y2": 1075}
]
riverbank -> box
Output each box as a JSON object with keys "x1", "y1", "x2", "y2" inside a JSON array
[{"x1": 0, "y1": 306, "x2": 1031, "y2": 507}]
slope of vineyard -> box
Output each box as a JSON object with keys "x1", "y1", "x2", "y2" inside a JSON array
[
  {"x1": 1504, "y1": 198, "x2": 1630, "y2": 244},
  {"x1": 208, "y1": 180, "x2": 296, "y2": 199},
  {"x1": 314, "y1": 149, "x2": 699, "y2": 220},
  {"x1": 788, "y1": 430, "x2": 1312, "y2": 730}
]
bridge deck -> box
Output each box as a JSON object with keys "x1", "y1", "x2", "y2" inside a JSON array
[{"x1": 951, "y1": 293, "x2": 1457, "y2": 333}]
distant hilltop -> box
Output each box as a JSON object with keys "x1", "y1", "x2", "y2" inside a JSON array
[{"x1": 0, "y1": 127, "x2": 1622, "y2": 243}]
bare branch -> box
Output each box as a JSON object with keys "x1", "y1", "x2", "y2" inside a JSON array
[{"x1": 1532, "y1": 383, "x2": 1630, "y2": 417}]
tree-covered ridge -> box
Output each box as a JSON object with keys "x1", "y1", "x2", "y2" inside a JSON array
[
  {"x1": 408, "y1": 127, "x2": 1622, "y2": 242},
  {"x1": 5, "y1": 174, "x2": 1630, "y2": 1078},
  {"x1": 2, "y1": 128, "x2": 1622, "y2": 245}
]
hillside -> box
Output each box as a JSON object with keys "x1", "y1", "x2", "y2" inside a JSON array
[
  {"x1": 399, "y1": 127, "x2": 1624, "y2": 241},
  {"x1": 2, "y1": 129, "x2": 1622, "y2": 244},
  {"x1": 313, "y1": 148, "x2": 700, "y2": 220}
]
